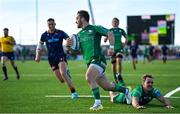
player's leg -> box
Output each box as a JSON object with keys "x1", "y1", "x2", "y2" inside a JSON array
[
  {"x1": 96, "y1": 73, "x2": 131, "y2": 104},
  {"x1": 116, "y1": 53, "x2": 125, "y2": 85},
  {"x1": 109, "y1": 91, "x2": 127, "y2": 104},
  {"x1": 1, "y1": 55, "x2": 8, "y2": 80},
  {"x1": 59, "y1": 61, "x2": 78, "y2": 99},
  {"x1": 132, "y1": 55, "x2": 136, "y2": 70},
  {"x1": 9, "y1": 52, "x2": 20, "y2": 79},
  {"x1": 109, "y1": 91, "x2": 119, "y2": 102},
  {"x1": 111, "y1": 55, "x2": 118, "y2": 83},
  {"x1": 162, "y1": 54, "x2": 167, "y2": 64},
  {"x1": 147, "y1": 54, "x2": 150, "y2": 63},
  {"x1": 51, "y1": 66, "x2": 64, "y2": 83},
  {"x1": 86, "y1": 64, "x2": 103, "y2": 110},
  {"x1": 164, "y1": 55, "x2": 167, "y2": 63}
]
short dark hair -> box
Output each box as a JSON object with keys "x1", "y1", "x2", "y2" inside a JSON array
[
  {"x1": 3, "y1": 28, "x2": 9, "y2": 31},
  {"x1": 113, "y1": 17, "x2": 119, "y2": 22},
  {"x1": 142, "y1": 74, "x2": 153, "y2": 82},
  {"x1": 77, "y1": 10, "x2": 90, "y2": 22},
  {"x1": 47, "y1": 18, "x2": 55, "y2": 22}
]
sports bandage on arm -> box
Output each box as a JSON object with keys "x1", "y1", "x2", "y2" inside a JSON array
[{"x1": 36, "y1": 41, "x2": 44, "y2": 51}]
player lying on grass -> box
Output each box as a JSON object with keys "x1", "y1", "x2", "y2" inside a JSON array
[
  {"x1": 109, "y1": 74, "x2": 174, "y2": 109},
  {"x1": 35, "y1": 18, "x2": 78, "y2": 99}
]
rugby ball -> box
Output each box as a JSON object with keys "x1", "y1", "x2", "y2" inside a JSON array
[{"x1": 70, "y1": 34, "x2": 80, "y2": 51}]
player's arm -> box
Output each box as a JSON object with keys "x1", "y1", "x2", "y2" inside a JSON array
[
  {"x1": 157, "y1": 96, "x2": 174, "y2": 108},
  {"x1": 12, "y1": 38, "x2": 16, "y2": 45},
  {"x1": 35, "y1": 41, "x2": 44, "y2": 62},
  {"x1": 132, "y1": 96, "x2": 146, "y2": 109},
  {"x1": 107, "y1": 31, "x2": 115, "y2": 56},
  {"x1": 122, "y1": 29, "x2": 128, "y2": 47},
  {"x1": 95, "y1": 25, "x2": 114, "y2": 55}
]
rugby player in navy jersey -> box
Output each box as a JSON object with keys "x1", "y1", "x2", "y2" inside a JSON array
[
  {"x1": 161, "y1": 44, "x2": 169, "y2": 64},
  {"x1": 130, "y1": 40, "x2": 139, "y2": 70},
  {"x1": 35, "y1": 18, "x2": 78, "y2": 99}
]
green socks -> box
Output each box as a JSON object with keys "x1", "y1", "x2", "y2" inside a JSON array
[{"x1": 92, "y1": 87, "x2": 100, "y2": 99}]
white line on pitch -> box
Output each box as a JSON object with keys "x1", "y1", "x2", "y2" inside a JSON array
[
  {"x1": 45, "y1": 95, "x2": 109, "y2": 98},
  {"x1": 164, "y1": 87, "x2": 180, "y2": 98},
  {"x1": 45, "y1": 95, "x2": 180, "y2": 99}
]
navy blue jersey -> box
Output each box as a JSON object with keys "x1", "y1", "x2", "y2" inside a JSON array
[
  {"x1": 130, "y1": 45, "x2": 138, "y2": 55},
  {"x1": 149, "y1": 46, "x2": 154, "y2": 55},
  {"x1": 40, "y1": 29, "x2": 69, "y2": 57},
  {"x1": 161, "y1": 45, "x2": 168, "y2": 55}
]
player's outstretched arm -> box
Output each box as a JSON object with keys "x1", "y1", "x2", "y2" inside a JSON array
[
  {"x1": 157, "y1": 96, "x2": 174, "y2": 108},
  {"x1": 132, "y1": 96, "x2": 146, "y2": 109},
  {"x1": 35, "y1": 42, "x2": 43, "y2": 62}
]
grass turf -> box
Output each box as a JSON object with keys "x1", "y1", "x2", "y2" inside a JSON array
[{"x1": 0, "y1": 60, "x2": 179, "y2": 113}]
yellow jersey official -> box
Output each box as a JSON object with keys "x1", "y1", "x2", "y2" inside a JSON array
[
  {"x1": 0, "y1": 36, "x2": 15, "y2": 53},
  {"x1": 0, "y1": 28, "x2": 20, "y2": 81}
]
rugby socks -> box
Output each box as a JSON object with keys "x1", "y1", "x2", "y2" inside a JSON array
[
  {"x1": 13, "y1": 66, "x2": 20, "y2": 79},
  {"x1": 92, "y1": 87, "x2": 100, "y2": 99},
  {"x1": 114, "y1": 83, "x2": 126, "y2": 93},
  {"x1": 2, "y1": 66, "x2": 8, "y2": 79},
  {"x1": 113, "y1": 72, "x2": 118, "y2": 83},
  {"x1": 116, "y1": 73, "x2": 125, "y2": 86}
]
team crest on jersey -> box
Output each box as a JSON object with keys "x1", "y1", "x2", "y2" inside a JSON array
[{"x1": 88, "y1": 30, "x2": 93, "y2": 33}]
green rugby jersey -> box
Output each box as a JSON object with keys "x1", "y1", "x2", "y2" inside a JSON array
[
  {"x1": 77, "y1": 25, "x2": 108, "y2": 65},
  {"x1": 109, "y1": 28, "x2": 127, "y2": 52},
  {"x1": 131, "y1": 85, "x2": 162, "y2": 105},
  {"x1": 144, "y1": 47, "x2": 148, "y2": 55}
]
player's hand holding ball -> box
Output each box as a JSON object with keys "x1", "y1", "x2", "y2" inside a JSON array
[
  {"x1": 66, "y1": 37, "x2": 73, "y2": 48},
  {"x1": 66, "y1": 34, "x2": 80, "y2": 54}
]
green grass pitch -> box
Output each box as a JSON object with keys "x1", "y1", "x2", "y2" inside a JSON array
[{"x1": 0, "y1": 60, "x2": 180, "y2": 113}]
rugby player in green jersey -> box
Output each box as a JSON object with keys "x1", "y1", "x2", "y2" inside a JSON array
[
  {"x1": 143, "y1": 46, "x2": 150, "y2": 64},
  {"x1": 66, "y1": 10, "x2": 131, "y2": 111},
  {"x1": 105, "y1": 17, "x2": 128, "y2": 84},
  {"x1": 109, "y1": 74, "x2": 174, "y2": 109}
]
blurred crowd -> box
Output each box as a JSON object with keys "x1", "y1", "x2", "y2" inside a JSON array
[{"x1": 0, "y1": 44, "x2": 180, "y2": 61}]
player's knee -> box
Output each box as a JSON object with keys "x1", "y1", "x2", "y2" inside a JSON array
[
  {"x1": 116, "y1": 58, "x2": 122, "y2": 63},
  {"x1": 116, "y1": 54, "x2": 123, "y2": 59}
]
